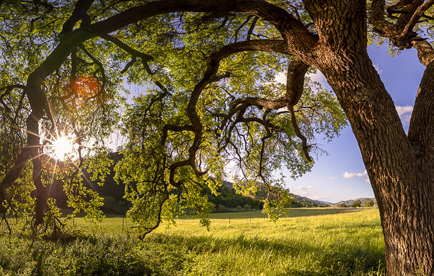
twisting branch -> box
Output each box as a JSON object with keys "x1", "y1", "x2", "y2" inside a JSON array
[
  {"x1": 370, "y1": 0, "x2": 434, "y2": 65},
  {"x1": 285, "y1": 58, "x2": 311, "y2": 161},
  {"x1": 165, "y1": 39, "x2": 290, "y2": 187}
]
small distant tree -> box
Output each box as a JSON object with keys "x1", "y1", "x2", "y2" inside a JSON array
[
  {"x1": 363, "y1": 200, "x2": 375, "y2": 207},
  {"x1": 244, "y1": 204, "x2": 252, "y2": 211},
  {"x1": 338, "y1": 203, "x2": 348, "y2": 208},
  {"x1": 351, "y1": 200, "x2": 362, "y2": 208}
]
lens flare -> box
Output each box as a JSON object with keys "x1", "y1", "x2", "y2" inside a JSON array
[{"x1": 72, "y1": 76, "x2": 99, "y2": 98}]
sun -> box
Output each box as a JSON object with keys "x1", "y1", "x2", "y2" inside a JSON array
[{"x1": 50, "y1": 135, "x2": 75, "y2": 161}]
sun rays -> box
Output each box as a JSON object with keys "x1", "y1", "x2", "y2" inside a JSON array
[{"x1": 48, "y1": 134, "x2": 76, "y2": 161}]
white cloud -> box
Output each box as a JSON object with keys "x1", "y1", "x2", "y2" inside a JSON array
[
  {"x1": 329, "y1": 176, "x2": 337, "y2": 179},
  {"x1": 296, "y1": 185, "x2": 314, "y2": 192},
  {"x1": 396, "y1": 105, "x2": 413, "y2": 117},
  {"x1": 291, "y1": 185, "x2": 315, "y2": 197},
  {"x1": 343, "y1": 170, "x2": 367, "y2": 179},
  {"x1": 395, "y1": 105, "x2": 413, "y2": 125}
]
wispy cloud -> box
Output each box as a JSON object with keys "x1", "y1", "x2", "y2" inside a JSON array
[
  {"x1": 291, "y1": 185, "x2": 315, "y2": 197},
  {"x1": 395, "y1": 105, "x2": 413, "y2": 125},
  {"x1": 343, "y1": 170, "x2": 367, "y2": 179},
  {"x1": 296, "y1": 185, "x2": 314, "y2": 192}
]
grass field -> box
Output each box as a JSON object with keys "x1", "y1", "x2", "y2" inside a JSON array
[{"x1": 0, "y1": 208, "x2": 386, "y2": 275}]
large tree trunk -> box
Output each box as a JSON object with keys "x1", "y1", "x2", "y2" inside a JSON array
[
  {"x1": 299, "y1": 1, "x2": 434, "y2": 274},
  {"x1": 319, "y1": 45, "x2": 434, "y2": 276}
]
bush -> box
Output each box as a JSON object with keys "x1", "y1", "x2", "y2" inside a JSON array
[{"x1": 364, "y1": 200, "x2": 375, "y2": 207}]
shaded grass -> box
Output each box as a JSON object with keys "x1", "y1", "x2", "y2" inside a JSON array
[{"x1": 0, "y1": 208, "x2": 385, "y2": 275}]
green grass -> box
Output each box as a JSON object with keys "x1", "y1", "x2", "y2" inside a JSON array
[{"x1": 0, "y1": 208, "x2": 386, "y2": 275}]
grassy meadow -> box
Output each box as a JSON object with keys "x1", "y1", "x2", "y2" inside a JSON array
[{"x1": 0, "y1": 208, "x2": 386, "y2": 275}]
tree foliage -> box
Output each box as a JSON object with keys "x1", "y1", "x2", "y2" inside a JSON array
[
  {"x1": 4, "y1": 0, "x2": 434, "y2": 273},
  {"x1": 0, "y1": 0, "x2": 346, "y2": 237}
]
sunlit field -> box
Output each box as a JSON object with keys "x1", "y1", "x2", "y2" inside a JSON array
[{"x1": 0, "y1": 208, "x2": 385, "y2": 275}]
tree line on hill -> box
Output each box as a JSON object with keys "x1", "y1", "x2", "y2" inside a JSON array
[{"x1": 49, "y1": 153, "x2": 331, "y2": 214}]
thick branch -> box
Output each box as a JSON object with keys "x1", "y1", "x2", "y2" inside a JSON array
[
  {"x1": 398, "y1": 0, "x2": 434, "y2": 39},
  {"x1": 60, "y1": 0, "x2": 95, "y2": 34},
  {"x1": 161, "y1": 124, "x2": 193, "y2": 145}
]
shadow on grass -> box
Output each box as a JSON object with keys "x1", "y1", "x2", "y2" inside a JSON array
[
  {"x1": 0, "y1": 221, "x2": 385, "y2": 276},
  {"x1": 148, "y1": 232, "x2": 386, "y2": 275}
]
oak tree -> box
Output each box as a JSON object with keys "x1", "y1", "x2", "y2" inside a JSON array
[{"x1": 1, "y1": 0, "x2": 433, "y2": 274}]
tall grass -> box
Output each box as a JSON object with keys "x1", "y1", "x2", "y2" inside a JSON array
[{"x1": 0, "y1": 208, "x2": 385, "y2": 275}]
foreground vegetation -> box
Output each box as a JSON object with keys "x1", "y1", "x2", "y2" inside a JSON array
[{"x1": 0, "y1": 208, "x2": 385, "y2": 275}]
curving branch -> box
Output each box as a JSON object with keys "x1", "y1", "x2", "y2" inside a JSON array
[
  {"x1": 286, "y1": 58, "x2": 311, "y2": 161},
  {"x1": 99, "y1": 34, "x2": 153, "y2": 74},
  {"x1": 370, "y1": 0, "x2": 434, "y2": 65},
  {"x1": 165, "y1": 39, "x2": 291, "y2": 188}
]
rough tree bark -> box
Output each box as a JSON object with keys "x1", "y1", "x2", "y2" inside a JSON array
[{"x1": 302, "y1": 1, "x2": 434, "y2": 274}]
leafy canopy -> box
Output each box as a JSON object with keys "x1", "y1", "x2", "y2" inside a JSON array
[{"x1": 0, "y1": 0, "x2": 346, "y2": 236}]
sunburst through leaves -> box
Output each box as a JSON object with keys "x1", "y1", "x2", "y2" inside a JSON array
[{"x1": 47, "y1": 134, "x2": 77, "y2": 161}]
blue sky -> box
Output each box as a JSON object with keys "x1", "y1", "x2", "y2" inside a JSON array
[{"x1": 285, "y1": 45, "x2": 425, "y2": 203}]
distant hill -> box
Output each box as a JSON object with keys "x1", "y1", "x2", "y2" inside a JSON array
[
  {"x1": 289, "y1": 194, "x2": 330, "y2": 208},
  {"x1": 51, "y1": 152, "x2": 350, "y2": 213}
]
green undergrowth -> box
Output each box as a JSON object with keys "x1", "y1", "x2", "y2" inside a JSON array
[{"x1": 0, "y1": 208, "x2": 385, "y2": 275}]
